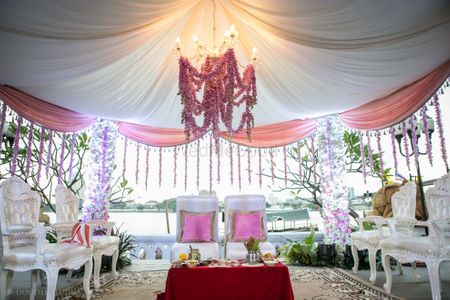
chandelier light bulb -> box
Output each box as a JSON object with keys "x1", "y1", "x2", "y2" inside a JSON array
[
  {"x1": 193, "y1": 35, "x2": 198, "y2": 43},
  {"x1": 176, "y1": 37, "x2": 181, "y2": 44}
]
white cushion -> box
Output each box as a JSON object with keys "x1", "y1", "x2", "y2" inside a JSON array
[
  {"x1": 225, "y1": 241, "x2": 276, "y2": 260},
  {"x1": 351, "y1": 227, "x2": 391, "y2": 244},
  {"x1": 91, "y1": 235, "x2": 119, "y2": 249},
  {"x1": 380, "y1": 237, "x2": 449, "y2": 256},
  {"x1": 3, "y1": 243, "x2": 92, "y2": 265},
  {"x1": 170, "y1": 242, "x2": 219, "y2": 262}
]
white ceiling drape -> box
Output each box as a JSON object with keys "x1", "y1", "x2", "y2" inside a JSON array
[{"x1": 0, "y1": 0, "x2": 449, "y2": 128}]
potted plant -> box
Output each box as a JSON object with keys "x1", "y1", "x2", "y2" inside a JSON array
[{"x1": 243, "y1": 236, "x2": 262, "y2": 264}]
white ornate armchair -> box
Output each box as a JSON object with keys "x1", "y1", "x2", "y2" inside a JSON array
[
  {"x1": 351, "y1": 181, "x2": 417, "y2": 283},
  {"x1": 170, "y1": 195, "x2": 220, "y2": 262},
  {"x1": 53, "y1": 184, "x2": 119, "y2": 290},
  {"x1": 224, "y1": 194, "x2": 276, "y2": 260},
  {"x1": 381, "y1": 173, "x2": 450, "y2": 300},
  {"x1": 0, "y1": 177, "x2": 92, "y2": 300}
]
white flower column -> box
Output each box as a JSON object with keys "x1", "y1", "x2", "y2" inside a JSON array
[
  {"x1": 82, "y1": 120, "x2": 118, "y2": 221},
  {"x1": 316, "y1": 115, "x2": 351, "y2": 245}
]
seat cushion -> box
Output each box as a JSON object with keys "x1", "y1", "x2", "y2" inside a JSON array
[
  {"x1": 91, "y1": 235, "x2": 119, "y2": 249},
  {"x1": 170, "y1": 242, "x2": 219, "y2": 262},
  {"x1": 351, "y1": 228, "x2": 391, "y2": 245},
  {"x1": 380, "y1": 237, "x2": 449, "y2": 257},
  {"x1": 225, "y1": 241, "x2": 276, "y2": 260},
  {"x1": 3, "y1": 243, "x2": 92, "y2": 265}
]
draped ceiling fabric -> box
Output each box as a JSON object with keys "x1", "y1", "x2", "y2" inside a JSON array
[{"x1": 0, "y1": 0, "x2": 449, "y2": 142}]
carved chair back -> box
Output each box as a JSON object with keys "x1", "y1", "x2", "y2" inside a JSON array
[
  {"x1": 55, "y1": 184, "x2": 80, "y2": 223},
  {"x1": 425, "y1": 173, "x2": 450, "y2": 244},
  {"x1": 0, "y1": 176, "x2": 40, "y2": 253},
  {"x1": 391, "y1": 181, "x2": 417, "y2": 219}
]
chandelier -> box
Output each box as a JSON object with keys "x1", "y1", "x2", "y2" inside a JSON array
[{"x1": 176, "y1": 0, "x2": 258, "y2": 152}]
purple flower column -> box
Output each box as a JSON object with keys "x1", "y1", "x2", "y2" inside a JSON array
[
  {"x1": 25, "y1": 122, "x2": 34, "y2": 176},
  {"x1": 433, "y1": 94, "x2": 448, "y2": 171},
  {"x1": 36, "y1": 127, "x2": 45, "y2": 182},
  {"x1": 11, "y1": 116, "x2": 23, "y2": 176}
]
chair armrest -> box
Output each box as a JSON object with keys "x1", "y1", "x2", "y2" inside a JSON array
[
  {"x1": 33, "y1": 225, "x2": 50, "y2": 265},
  {"x1": 386, "y1": 217, "x2": 418, "y2": 237},
  {"x1": 51, "y1": 222, "x2": 75, "y2": 242}
]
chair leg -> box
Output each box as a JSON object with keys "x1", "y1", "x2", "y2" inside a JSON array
[
  {"x1": 83, "y1": 259, "x2": 93, "y2": 300},
  {"x1": 1, "y1": 269, "x2": 13, "y2": 299},
  {"x1": 382, "y1": 253, "x2": 392, "y2": 294},
  {"x1": 426, "y1": 260, "x2": 441, "y2": 300},
  {"x1": 112, "y1": 248, "x2": 119, "y2": 278},
  {"x1": 368, "y1": 248, "x2": 377, "y2": 284},
  {"x1": 45, "y1": 267, "x2": 59, "y2": 300},
  {"x1": 66, "y1": 269, "x2": 73, "y2": 280},
  {"x1": 94, "y1": 253, "x2": 102, "y2": 290},
  {"x1": 411, "y1": 261, "x2": 421, "y2": 282},
  {"x1": 396, "y1": 260, "x2": 403, "y2": 275},
  {"x1": 351, "y1": 244, "x2": 359, "y2": 273},
  {"x1": 30, "y1": 270, "x2": 38, "y2": 300}
]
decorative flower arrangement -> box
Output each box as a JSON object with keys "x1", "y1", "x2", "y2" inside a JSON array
[
  {"x1": 37, "y1": 127, "x2": 45, "y2": 181},
  {"x1": 58, "y1": 132, "x2": 66, "y2": 183},
  {"x1": 11, "y1": 116, "x2": 23, "y2": 176},
  {"x1": 243, "y1": 236, "x2": 263, "y2": 253},
  {"x1": 68, "y1": 133, "x2": 77, "y2": 180},
  {"x1": 401, "y1": 120, "x2": 411, "y2": 171},
  {"x1": 433, "y1": 94, "x2": 448, "y2": 171},
  {"x1": 25, "y1": 122, "x2": 34, "y2": 176}
]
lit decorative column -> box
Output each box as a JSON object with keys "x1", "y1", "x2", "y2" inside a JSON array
[
  {"x1": 317, "y1": 115, "x2": 351, "y2": 245},
  {"x1": 82, "y1": 120, "x2": 118, "y2": 221}
]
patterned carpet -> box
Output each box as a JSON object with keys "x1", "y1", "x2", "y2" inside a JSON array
[{"x1": 59, "y1": 267, "x2": 403, "y2": 300}]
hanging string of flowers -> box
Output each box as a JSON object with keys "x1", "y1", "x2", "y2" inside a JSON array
[
  {"x1": 209, "y1": 136, "x2": 213, "y2": 192},
  {"x1": 270, "y1": 148, "x2": 274, "y2": 185},
  {"x1": 283, "y1": 146, "x2": 287, "y2": 188},
  {"x1": 135, "y1": 144, "x2": 140, "y2": 184},
  {"x1": 37, "y1": 127, "x2": 45, "y2": 182},
  {"x1": 11, "y1": 116, "x2": 22, "y2": 176},
  {"x1": 229, "y1": 141, "x2": 234, "y2": 185},
  {"x1": 25, "y1": 122, "x2": 34, "y2": 176},
  {"x1": 409, "y1": 115, "x2": 420, "y2": 166},
  {"x1": 122, "y1": 137, "x2": 128, "y2": 180},
  {"x1": 237, "y1": 145, "x2": 241, "y2": 191},
  {"x1": 0, "y1": 104, "x2": 7, "y2": 155},
  {"x1": 258, "y1": 148, "x2": 262, "y2": 189},
  {"x1": 68, "y1": 133, "x2": 76, "y2": 180},
  {"x1": 99, "y1": 127, "x2": 108, "y2": 190},
  {"x1": 310, "y1": 135, "x2": 317, "y2": 184},
  {"x1": 389, "y1": 127, "x2": 398, "y2": 175},
  {"x1": 216, "y1": 142, "x2": 221, "y2": 184},
  {"x1": 433, "y1": 94, "x2": 448, "y2": 171},
  {"x1": 58, "y1": 133, "x2": 66, "y2": 184},
  {"x1": 401, "y1": 121, "x2": 411, "y2": 171},
  {"x1": 196, "y1": 140, "x2": 200, "y2": 190},
  {"x1": 358, "y1": 132, "x2": 366, "y2": 184},
  {"x1": 376, "y1": 130, "x2": 384, "y2": 179},
  {"x1": 366, "y1": 133, "x2": 374, "y2": 173},
  {"x1": 46, "y1": 130, "x2": 53, "y2": 178},
  {"x1": 145, "y1": 146, "x2": 150, "y2": 190},
  {"x1": 174, "y1": 146, "x2": 178, "y2": 188},
  {"x1": 184, "y1": 143, "x2": 188, "y2": 191},
  {"x1": 247, "y1": 147, "x2": 251, "y2": 185},
  {"x1": 297, "y1": 141, "x2": 302, "y2": 181},
  {"x1": 421, "y1": 106, "x2": 433, "y2": 166},
  {"x1": 159, "y1": 147, "x2": 163, "y2": 187}
]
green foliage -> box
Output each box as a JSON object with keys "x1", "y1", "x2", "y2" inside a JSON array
[
  {"x1": 243, "y1": 236, "x2": 264, "y2": 252},
  {"x1": 279, "y1": 227, "x2": 318, "y2": 266},
  {"x1": 101, "y1": 225, "x2": 136, "y2": 272}
]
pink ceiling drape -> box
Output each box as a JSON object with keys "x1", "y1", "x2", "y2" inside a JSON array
[
  {"x1": 0, "y1": 85, "x2": 96, "y2": 132},
  {"x1": 118, "y1": 122, "x2": 191, "y2": 147},
  {"x1": 340, "y1": 60, "x2": 450, "y2": 130}
]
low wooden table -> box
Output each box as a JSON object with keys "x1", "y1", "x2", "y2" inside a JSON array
[{"x1": 158, "y1": 263, "x2": 294, "y2": 300}]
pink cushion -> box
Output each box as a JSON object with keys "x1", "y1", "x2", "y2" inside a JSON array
[
  {"x1": 232, "y1": 212, "x2": 264, "y2": 241},
  {"x1": 181, "y1": 212, "x2": 214, "y2": 242}
]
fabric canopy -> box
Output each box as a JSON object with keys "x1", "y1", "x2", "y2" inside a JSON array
[{"x1": 0, "y1": 0, "x2": 449, "y2": 129}]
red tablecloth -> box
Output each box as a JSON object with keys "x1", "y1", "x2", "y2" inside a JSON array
[{"x1": 158, "y1": 263, "x2": 294, "y2": 300}]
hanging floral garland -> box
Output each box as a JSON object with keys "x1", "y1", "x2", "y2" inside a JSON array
[
  {"x1": 184, "y1": 143, "x2": 188, "y2": 191},
  {"x1": 270, "y1": 148, "x2": 274, "y2": 185},
  {"x1": 366, "y1": 132, "x2": 374, "y2": 173},
  {"x1": 0, "y1": 104, "x2": 7, "y2": 155},
  {"x1": 174, "y1": 146, "x2": 178, "y2": 188},
  {"x1": 420, "y1": 106, "x2": 433, "y2": 166},
  {"x1": 433, "y1": 94, "x2": 448, "y2": 171},
  {"x1": 258, "y1": 148, "x2": 262, "y2": 189},
  {"x1": 389, "y1": 127, "x2": 398, "y2": 175},
  {"x1": 196, "y1": 140, "x2": 200, "y2": 190},
  {"x1": 229, "y1": 141, "x2": 234, "y2": 185},
  {"x1": 283, "y1": 146, "x2": 287, "y2": 187},
  {"x1": 25, "y1": 122, "x2": 34, "y2": 176},
  {"x1": 209, "y1": 135, "x2": 212, "y2": 192},
  {"x1": 297, "y1": 141, "x2": 302, "y2": 181},
  {"x1": 159, "y1": 147, "x2": 163, "y2": 187},
  {"x1": 122, "y1": 137, "x2": 128, "y2": 180},
  {"x1": 11, "y1": 116, "x2": 22, "y2": 176},
  {"x1": 358, "y1": 132, "x2": 366, "y2": 184},
  {"x1": 401, "y1": 121, "x2": 411, "y2": 171},
  {"x1": 376, "y1": 130, "x2": 385, "y2": 179},
  {"x1": 37, "y1": 127, "x2": 45, "y2": 182},
  {"x1": 145, "y1": 146, "x2": 150, "y2": 190},
  {"x1": 247, "y1": 147, "x2": 251, "y2": 185},
  {"x1": 68, "y1": 133, "x2": 76, "y2": 181},
  {"x1": 409, "y1": 115, "x2": 420, "y2": 166},
  {"x1": 217, "y1": 142, "x2": 221, "y2": 184},
  {"x1": 237, "y1": 145, "x2": 242, "y2": 191},
  {"x1": 135, "y1": 144, "x2": 140, "y2": 184},
  {"x1": 46, "y1": 130, "x2": 53, "y2": 178},
  {"x1": 58, "y1": 133, "x2": 66, "y2": 184}
]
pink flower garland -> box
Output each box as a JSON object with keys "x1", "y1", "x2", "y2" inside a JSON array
[
  {"x1": 159, "y1": 147, "x2": 163, "y2": 187},
  {"x1": 25, "y1": 122, "x2": 34, "y2": 176},
  {"x1": 229, "y1": 142, "x2": 233, "y2": 185},
  {"x1": 297, "y1": 142, "x2": 302, "y2": 181},
  {"x1": 366, "y1": 132, "x2": 374, "y2": 173},
  {"x1": 401, "y1": 121, "x2": 411, "y2": 171},
  {"x1": 196, "y1": 140, "x2": 200, "y2": 190},
  {"x1": 68, "y1": 133, "x2": 76, "y2": 180},
  {"x1": 209, "y1": 136, "x2": 212, "y2": 192},
  {"x1": 46, "y1": 130, "x2": 53, "y2": 178},
  {"x1": 409, "y1": 115, "x2": 420, "y2": 166},
  {"x1": 37, "y1": 127, "x2": 45, "y2": 182},
  {"x1": 421, "y1": 106, "x2": 433, "y2": 166},
  {"x1": 247, "y1": 147, "x2": 251, "y2": 185},
  {"x1": 358, "y1": 132, "x2": 366, "y2": 184},
  {"x1": 11, "y1": 116, "x2": 22, "y2": 176},
  {"x1": 135, "y1": 144, "x2": 140, "y2": 184},
  {"x1": 145, "y1": 146, "x2": 150, "y2": 190},
  {"x1": 389, "y1": 126, "x2": 398, "y2": 175},
  {"x1": 310, "y1": 135, "x2": 317, "y2": 184},
  {"x1": 433, "y1": 94, "x2": 448, "y2": 171},
  {"x1": 376, "y1": 130, "x2": 384, "y2": 179},
  {"x1": 174, "y1": 146, "x2": 178, "y2": 188},
  {"x1": 283, "y1": 146, "x2": 287, "y2": 188},
  {"x1": 237, "y1": 145, "x2": 241, "y2": 191},
  {"x1": 270, "y1": 148, "x2": 274, "y2": 185},
  {"x1": 0, "y1": 104, "x2": 8, "y2": 156},
  {"x1": 258, "y1": 148, "x2": 262, "y2": 188},
  {"x1": 122, "y1": 137, "x2": 128, "y2": 180},
  {"x1": 184, "y1": 144, "x2": 188, "y2": 191},
  {"x1": 58, "y1": 133, "x2": 66, "y2": 184}
]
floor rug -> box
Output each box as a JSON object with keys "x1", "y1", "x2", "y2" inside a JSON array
[{"x1": 58, "y1": 267, "x2": 403, "y2": 300}]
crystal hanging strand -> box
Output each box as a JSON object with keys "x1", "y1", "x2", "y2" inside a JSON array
[
  {"x1": 37, "y1": 127, "x2": 45, "y2": 182},
  {"x1": 258, "y1": 148, "x2": 262, "y2": 189},
  {"x1": 283, "y1": 146, "x2": 287, "y2": 188},
  {"x1": 196, "y1": 140, "x2": 200, "y2": 190},
  {"x1": 401, "y1": 121, "x2": 411, "y2": 171},
  {"x1": 376, "y1": 130, "x2": 384, "y2": 179},
  {"x1": 0, "y1": 104, "x2": 7, "y2": 156},
  {"x1": 46, "y1": 130, "x2": 53, "y2": 178},
  {"x1": 68, "y1": 133, "x2": 77, "y2": 180},
  {"x1": 247, "y1": 147, "x2": 251, "y2": 185},
  {"x1": 184, "y1": 143, "x2": 188, "y2": 191},
  {"x1": 25, "y1": 122, "x2": 34, "y2": 176},
  {"x1": 11, "y1": 116, "x2": 22, "y2": 176},
  {"x1": 159, "y1": 147, "x2": 163, "y2": 187},
  {"x1": 135, "y1": 144, "x2": 140, "y2": 184},
  {"x1": 174, "y1": 146, "x2": 178, "y2": 188},
  {"x1": 420, "y1": 106, "x2": 433, "y2": 166},
  {"x1": 145, "y1": 146, "x2": 150, "y2": 190},
  {"x1": 366, "y1": 132, "x2": 374, "y2": 173},
  {"x1": 270, "y1": 148, "x2": 274, "y2": 185},
  {"x1": 358, "y1": 132, "x2": 366, "y2": 184},
  {"x1": 122, "y1": 137, "x2": 128, "y2": 180},
  {"x1": 58, "y1": 133, "x2": 66, "y2": 184},
  {"x1": 229, "y1": 141, "x2": 233, "y2": 185}
]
